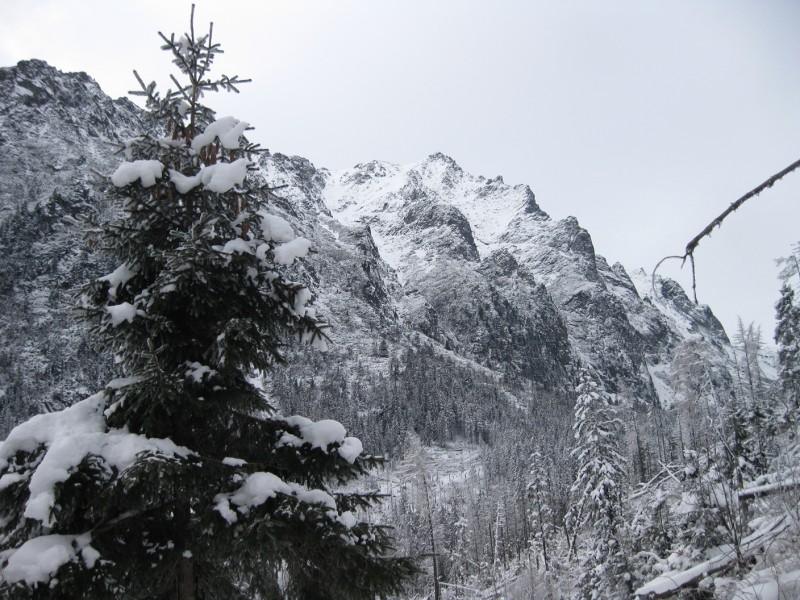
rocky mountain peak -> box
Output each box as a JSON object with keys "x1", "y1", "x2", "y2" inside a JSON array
[
  {"x1": 321, "y1": 152, "x2": 735, "y2": 404},
  {"x1": 424, "y1": 151, "x2": 461, "y2": 169},
  {"x1": 0, "y1": 59, "x2": 141, "y2": 223},
  {"x1": 394, "y1": 202, "x2": 479, "y2": 262},
  {"x1": 3, "y1": 59, "x2": 99, "y2": 106},
  {"x1": 257, "y1": 152, "x2": 331, "y2": 222},
  {"x1": 418, "y1": 152, "x2": 463, "y2": 186}
]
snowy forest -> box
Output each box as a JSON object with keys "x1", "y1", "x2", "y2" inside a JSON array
[{"x1": 0, "y1": 10, "x2": 799, "y2": 600}]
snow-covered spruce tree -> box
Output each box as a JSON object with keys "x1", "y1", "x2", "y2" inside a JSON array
[
  {"x1": 0, "y1": 13, "x2": 414, "y2": 600},
  {"x1": 728, "y1": 321, "x2": 776, "y2": 479},
  {"x1": 526, "y1": 447, "x2": 554, "y2": 573},
  {"x1": 776, "y1": 283, "x2": 800, "y2": 415},
  {"x1": 672, "y1": 447, "x2": 726, "y2": 568},
  {"x1": 564, "y1": 369, "x2": 630, "y2": 600}
]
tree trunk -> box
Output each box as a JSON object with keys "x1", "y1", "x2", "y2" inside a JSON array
[
  {"x1": 177, "y1": 556, "x2": 195, "y2": 600},
  {"x1": 422, "y1": 476, "x2": 441, "y2": 600}
]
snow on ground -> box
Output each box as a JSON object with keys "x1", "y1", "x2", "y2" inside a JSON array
[
  {"x1": 721, "y1": 568, "x2": 800, "y2": 600},
  {"x1": 635, "y1": 515, "x2": 791, "y2": 598},
  {"x1": 380, "y1": 443, "x2": 483, "y2": 496},
  {"x1": 647, "y1": 362, "x2": 677, "y2": 408}
]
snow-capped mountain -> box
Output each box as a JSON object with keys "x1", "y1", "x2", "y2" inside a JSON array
[
  {"x1": 0, "y1": 59, "x2": 733, "y2": 438},
  {"x1": 318, "y1": 152, "x2": 731, "y2": 405}
]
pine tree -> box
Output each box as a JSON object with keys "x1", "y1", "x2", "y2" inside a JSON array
[
  {"x1": 0, "y1": 10, "x2": 414, "y2": 599},
  {"x1": 564, "y1": 369, "x2": 630, "y2": 600}
]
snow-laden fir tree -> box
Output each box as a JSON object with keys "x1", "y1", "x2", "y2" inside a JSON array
[
  {"x1": 0, "y1": 11, "x2": 414, "y2": 599},
  {"x1": 564, "y1": 369, "x2": 630, "y2": 600}
]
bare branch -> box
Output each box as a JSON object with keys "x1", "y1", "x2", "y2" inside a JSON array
[{"x1": 650, "y1": 255, "x2": 684, "y2": 298}]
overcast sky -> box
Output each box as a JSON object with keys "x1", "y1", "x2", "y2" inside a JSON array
[{"x1": 2, "y1": 0, "x2": 799, "y2": 345}]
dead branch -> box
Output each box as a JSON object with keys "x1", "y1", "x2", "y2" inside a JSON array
[
  {"x1": 653, "y1": 158, "x2": 800, "y2": 303},
  {"x1": 684, "y1": 158, "x2": 800, "y2": 259}
]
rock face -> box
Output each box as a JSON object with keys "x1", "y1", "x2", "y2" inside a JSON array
[
  {"x1": 0, "y1": 60, "x2": 733, "y2": 439},
  {"x1": 0, "y1": 59, "x2": 141, "y2": 221},
  {"x1": 0, "y1": 60, "x2": 141, "y2": 429}
]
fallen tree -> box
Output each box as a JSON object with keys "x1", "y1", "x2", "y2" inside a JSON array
[
  {"x1": 738, "y1": 477, "x2": 800, "y2": 501},
  {"x1": 634, "y1": 514, "x2": 789, "y2": 599}
]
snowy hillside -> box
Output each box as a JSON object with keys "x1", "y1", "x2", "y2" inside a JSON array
[{"x1": 0, "y1": 60, "x2": 141, "y2": 429}]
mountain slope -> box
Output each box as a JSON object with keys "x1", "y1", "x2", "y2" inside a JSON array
[
  {"x1": 0, "y1": 59, "x2": 733, "y2": 438},
  {"x1": 0, "y1": 59, "x2": 140, "y2": 221},
  {"x1": 0, "y1": 60, "x2": 142, "y2": 428}
]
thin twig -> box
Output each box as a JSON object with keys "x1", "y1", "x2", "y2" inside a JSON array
[{"x1": 651, "y1": 255, "x2": 684, "y2": 298}]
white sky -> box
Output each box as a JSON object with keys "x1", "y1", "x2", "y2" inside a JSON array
[{"x1": 2, "y1": 0, "x2": 799, "y2": 345}]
